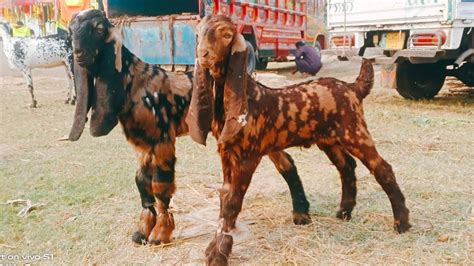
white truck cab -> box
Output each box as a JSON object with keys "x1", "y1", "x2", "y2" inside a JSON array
[{"x1": 327, "y1": 0, "x2": 474, "y2": 99}]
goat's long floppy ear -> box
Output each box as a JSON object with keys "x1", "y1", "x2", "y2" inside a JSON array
[
  {"x1": 105, "y1": 26, "x2": 123, "y2": 73},
  {"x1": 186, "y1": 59, "x2": 214, "y2": 145},
  {"x1": 218, "y1": 33, "x2": 249, "y2": 144},
  {"x1": 68, "y1": 62, "x2": 92, "y2": 141}
]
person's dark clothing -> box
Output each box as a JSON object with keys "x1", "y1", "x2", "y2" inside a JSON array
[{"x1": 295, "y1": 44, "x2": 322, "y2": 75}]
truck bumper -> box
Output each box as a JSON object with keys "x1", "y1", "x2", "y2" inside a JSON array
[{"x1": 375, "y1": 49, "x2": 445, "y2": 65}]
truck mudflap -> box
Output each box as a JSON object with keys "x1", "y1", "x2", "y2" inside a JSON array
[
  {"x1": 454, "y1": 48, "x2": 474, "y2": 66},
  {"x1": 375, "y1": 49, "x2": 446, "y2": 65}
]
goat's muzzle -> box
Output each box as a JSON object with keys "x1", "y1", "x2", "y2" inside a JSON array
[{"x1": 74, "y1": 52, "x2": 94, "y2": 67}]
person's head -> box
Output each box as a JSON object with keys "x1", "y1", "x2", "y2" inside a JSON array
[
  {"x1": 14, "y1": 21, "x2": 24, "y2": 27},
  {"x1": 295, "y1": 41, "x2": 306, "y2": 49}
]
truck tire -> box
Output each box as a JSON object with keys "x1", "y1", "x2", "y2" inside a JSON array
[
  {"x1": 256, "y1": 57, "x2": 268, "y2": 70},
  {"x1": 456, "y1": 63, "x2": 474, "y2": 87},
  {"x1": 396, "y1": 61, "x2": 446, "y2": 100}
]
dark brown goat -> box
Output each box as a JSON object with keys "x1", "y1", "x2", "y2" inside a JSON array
[
  {"x1": 187, "y1": 15, "x2": 411, "y2": 265},
  {"x1": 66, "y1": 10, "x2": 311, "y2": 246}
]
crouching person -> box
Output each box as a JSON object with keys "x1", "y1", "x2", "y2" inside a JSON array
[{"x1": 292, "y1": 41, "x2": 322, "y2": 76}]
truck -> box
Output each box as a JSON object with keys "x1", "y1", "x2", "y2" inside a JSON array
[
  {"x1": 327, "y1": 0, "x2": 474, "y2": 100},
  {"x1": 100, "y1": 0, "x2": 307, "y2": 71},
  {"x1": 305, "y1": 0, "x2": 328, "y2": 51}
]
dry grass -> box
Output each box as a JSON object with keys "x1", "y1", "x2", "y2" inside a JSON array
[{"x1": 0, "y1": 60, "x2": 473, "y2": 264}]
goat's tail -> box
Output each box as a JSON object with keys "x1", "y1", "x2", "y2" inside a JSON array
[{"x1": 354, "y1": 59, "x2": 374, "y2": 100}]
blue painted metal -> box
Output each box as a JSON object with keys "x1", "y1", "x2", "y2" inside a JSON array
[
  {"x1": 121, "y1": 18, "x2": 197, "y2": 65},
  {"x1": 173, "y1": 21, "x2": 198, "y2": 65}
]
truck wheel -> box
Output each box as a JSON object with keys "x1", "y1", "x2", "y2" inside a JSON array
[
  {"x1": 256, "y1": 57, "x2": 268, "y2": 70},
  {"x1": 456, "y1": 63, "x2": 474, "y2": 87},
  {"x1": 396, "y1": 61, "x2": 446, "y2": 100}
]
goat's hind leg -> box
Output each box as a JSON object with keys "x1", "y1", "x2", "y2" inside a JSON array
[
  {"x1": 132, "y1": 165, "x2": 157, "y2": 245},
  {"x1": 343, "y1": 137, "x2": 411, "y2": 233},
  {"x1": 319, "y1": 144, "x2": 357, "y2": 221},
  {"x1": 268, "y1": 151, "x2": 311, "y2": 225},
  {"x1": 22, "y1": 69, "x2": 37, "y2": 108}
]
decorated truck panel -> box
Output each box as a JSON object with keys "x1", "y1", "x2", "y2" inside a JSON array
[{"x1": 304, "y1": 0, "x2": 328, "y2": 50}]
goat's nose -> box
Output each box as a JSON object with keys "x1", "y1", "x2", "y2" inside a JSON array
[{"x1": 198, "y1": 49, "x2": 209, "y2": 58}]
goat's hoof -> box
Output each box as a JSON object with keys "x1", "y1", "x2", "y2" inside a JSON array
[
  {"x1": 205, "y1": 234, "x2": 232, "y2": 266},
  {"x1": 146, "y1": 212, "x2": 175, "y2": 245},
  {"x1": 148, "y1": 239, "x2": 162, "y2": 245},
  {"x1": 292, "y1": 212, "x2": 312, "y2": 225},
  {"x1": 64, "y1": 99, "x2": 70, "y2": 104},
  {"x1": 207, "y1": 253, "x2": 229, "y2": 266},
  {"x1": 394, "y1": 221, "x2": 411, "y2": 234},
  {"x1": 30, "y1": 101, "x2": 37, "y2": 108},
  {"x1": 205, "y1": 234, "x2": 234, "y2": 265},
  {"x1": 132, "y1": 231, "x2": 147, "y2": 245},
  {"x1": 336, "y1": 209, "x2": 352, "y2": 221}
]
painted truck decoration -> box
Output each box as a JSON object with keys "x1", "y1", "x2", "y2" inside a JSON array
[
  {"x1": 327, "y1": 0, "x2": 474, "y2": 100},
  {"x1": 103, "y1": 0, "x2": 307, "y2": 70}
]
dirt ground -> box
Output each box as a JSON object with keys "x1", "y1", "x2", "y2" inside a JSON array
[{"x1": 1, "y1": 40, "x2": 473, "y2": 264}]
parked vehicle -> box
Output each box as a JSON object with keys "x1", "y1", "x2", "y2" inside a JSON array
[
  {"x1": 305, "y1": 0, "x2": 328, "y2": 51},
  {"x1": 102, "y1": 0, "x2": 308, "y2": 70},
  {"x1": 327, "y1": 0, "x2": 474, "y2": 99}
]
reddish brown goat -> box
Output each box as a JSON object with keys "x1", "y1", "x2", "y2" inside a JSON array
[{"x1": 186, "y1": 15, "x2": 411, "y2": 265}]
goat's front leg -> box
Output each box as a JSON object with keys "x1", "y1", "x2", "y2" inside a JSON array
[
  {"x1": 268, "y1": 151, "x2": 311, "y2": 225},
  {"x1": 132, "y1": 165, "x2": 157, "y2": 245},
  {"x1": 21, "y1": 69, "x2": 36, "y2": 108},
  {"x1": 206, "y1": 154, "x2": 261, "y2": 266},
  {"x1": 148, "y1": 144, "x2": 177, "y2": 245}
]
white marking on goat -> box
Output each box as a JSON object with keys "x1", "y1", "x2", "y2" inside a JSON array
[
  {"x1": 145, "y1": 97, "x2": 152, "y2": 107},
  {"x1": 237, "y1": 113, "x2": 248, "y2": 126}
]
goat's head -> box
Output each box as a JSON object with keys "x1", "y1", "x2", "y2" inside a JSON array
[
  {"x1": 186, "y1": 15, "x2": 249, "y2": 145},
  {"x1": 69, "y1": 9, "x2": 122, "y2": 70},
  {"x1": 67, "y1": 9, "x2": 125, "y2": 141}
]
